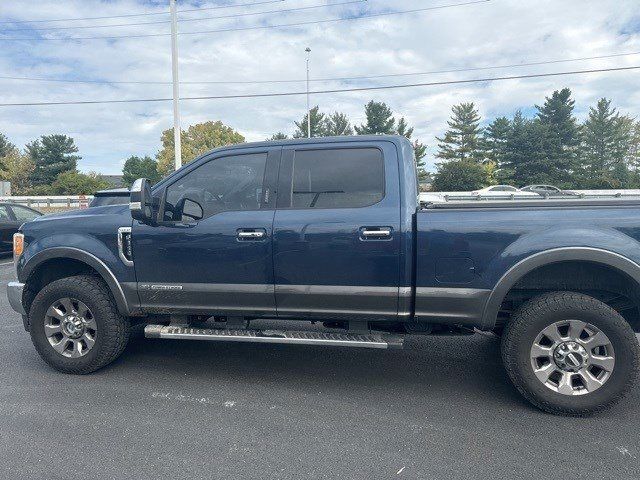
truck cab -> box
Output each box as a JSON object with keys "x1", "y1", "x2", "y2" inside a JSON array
[{"x1": 129, "y1": 137, "x2": 412, "y2": 321}]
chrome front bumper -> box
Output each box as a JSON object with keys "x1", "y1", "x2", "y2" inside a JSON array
[{"x1": 7, "y1": 281, "x2": 25, "y2": 315}]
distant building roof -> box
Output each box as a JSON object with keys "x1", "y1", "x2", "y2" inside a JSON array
[{"x1": 102, "y1": 175, "x2": 124, "y2": 187}]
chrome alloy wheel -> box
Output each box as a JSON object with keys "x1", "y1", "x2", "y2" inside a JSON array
[
  {"x1": 530, "y1": 320, "x2": 615, "y2": 396},
  {"x1": 44, "y1": 298, "x2": 97, "y2": 358}
]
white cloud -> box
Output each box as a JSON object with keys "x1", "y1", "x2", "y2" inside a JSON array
[{"x1": 0, "y1": 0, "x2": 639, "y2": 173}]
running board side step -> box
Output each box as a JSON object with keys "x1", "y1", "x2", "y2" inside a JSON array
[{"x1": 144, "y1": 325, "x2": 404, "y2": 349}]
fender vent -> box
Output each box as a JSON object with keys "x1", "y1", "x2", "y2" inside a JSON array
[{"x1": 117, "y1": 227, "x2": 133, "y2": 265}]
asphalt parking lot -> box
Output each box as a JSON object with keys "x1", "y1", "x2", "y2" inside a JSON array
[{"x1": 0, "y1": 259, "x2": 639, "y2": 479}]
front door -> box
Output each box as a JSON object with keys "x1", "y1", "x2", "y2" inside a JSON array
[
  {"x1": 272, "y1": 141, "x2": 402, "y2": 321},
  {"x1": 132, "y1": 146, "x2": 281, "y2": 316}
]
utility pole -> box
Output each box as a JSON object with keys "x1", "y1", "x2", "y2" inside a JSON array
[
  {"x1": 170, "y1": 0, "x2": 182, "y2": 170},
  {"x1": 305, "y1": 47, "x2": 311, "y2": 138}
]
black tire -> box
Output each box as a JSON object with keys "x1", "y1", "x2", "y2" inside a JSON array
[
  {"x1": 29, "y1": 275, "x2": 130, "y2": 374},
  {"x1": 502, "y1": 291, "x2": 640, "y2": 416}
]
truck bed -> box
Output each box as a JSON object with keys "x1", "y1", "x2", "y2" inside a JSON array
[{"x1": 414, "y1": 199, "x2": 640, "y2": 329}]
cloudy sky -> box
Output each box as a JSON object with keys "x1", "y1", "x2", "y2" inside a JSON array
[{"x1": 1, "y1": 0, "x2": 639, "y2": 174}]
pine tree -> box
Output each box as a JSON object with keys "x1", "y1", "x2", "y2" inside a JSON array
[
  {"x1": 581, "y1": 98, "x2": 631, "y2": 187},
  {"x1": 268, "y1": 132, "x2": 289, "y2": 140},
  {"x1": 501, "y1": 111, "x2": 550, "y2": 186},
  {"x1": 355, "y1": 101, "x2": 396, "y2": 134},
  {"x1": 535, "y1": 88, "x2": 581, "y2": 186},
  {"x1": 293, "y1": 106, "x2": 327, "y2": 138},
  {"x1": 324, "y1": 112, "x2": 353, "y2": 136},
  {"x1": 26, "y1": 135, "x2": 80, "y2": 186},
  {"x1": 484, "y1": 116, "x2": 510, "y2": 167},
  {"x1": 396, "y1": 117, "x2": 427, "y2": 167},
  {"x1": 435, "y1": 103, "x2": 484, "y2": 162}
]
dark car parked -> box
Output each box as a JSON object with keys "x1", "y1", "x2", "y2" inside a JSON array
[
  {"x1": 0, "y1": 203, "x2": 42, "y2": 253},
  {"x1": 89, "y1": 188, "x2": 130, "y2": 207}
]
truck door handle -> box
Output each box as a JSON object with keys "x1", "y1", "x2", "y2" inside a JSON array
[
  {"x1": 237, "y1": 229, "x2": 266, "y2": 240},
  {"x1": 361, "y1": 227, "x2": 392, "y2": 239}
]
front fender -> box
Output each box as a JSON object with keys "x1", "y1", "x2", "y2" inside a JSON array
[{"x1": 19, "y1": 236, "x2": 138, "y2": 316}]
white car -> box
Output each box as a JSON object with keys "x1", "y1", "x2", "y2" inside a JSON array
[{"x1": 471, "y1": 185, "x2": 536, "y2": 197}]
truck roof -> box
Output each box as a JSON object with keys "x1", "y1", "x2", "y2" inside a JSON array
[{"x1": 205, "y1": 134, "x2": 413, "y2": 152}]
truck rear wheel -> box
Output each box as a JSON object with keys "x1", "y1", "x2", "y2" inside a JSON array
[
  {"x1": 29, "y1": 275, "x2": 130, "y2": 374},
  {"x1": 501, "y1": 291, "x2": 639, "y2": 415}
]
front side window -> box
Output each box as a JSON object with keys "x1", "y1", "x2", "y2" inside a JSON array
[
  {"x1": 0, "y1": 206, "x2": 10, "y2": 220},
  {"x1": 164, "y1": 152, "x2": 267, "y2": 221},
  {"x1": 11, "y1": 205, "x2": 40, "y2": 222},
  {"x1": 291, "y1": 148, "x2": 384, "y2": 209}
]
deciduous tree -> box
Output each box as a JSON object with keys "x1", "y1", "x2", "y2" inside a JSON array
[
  {"x1": 122, "y1": 155, "x2": 160, "y2": 187},
  {"x1": 50, "y1": 171, "x2": 111, "y2": 195},
  {"x1": 431, "y1": 159, "x2": 490, "y2": 191},
  {"x1": 157, "y1": 121, "x2": 245, "y2": 176},
  {"x1": 0, "y1": 132, "x2": 15, "y2": 159},
  {"x1": 0, "y1": 149, "x2": 33, "y2": 194}
]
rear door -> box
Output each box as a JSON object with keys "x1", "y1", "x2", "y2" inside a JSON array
[{"x1": 272, "y1": 141, "x2": 402, "y2": 321}]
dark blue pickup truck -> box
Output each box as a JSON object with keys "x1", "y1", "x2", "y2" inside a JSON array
[{"x1": 7, "y1": 135, "x2": 640, "y2": 415}]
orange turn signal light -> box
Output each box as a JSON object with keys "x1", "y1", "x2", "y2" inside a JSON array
[{"x1": 13, "y1": 233, "x2": 24, "y2": 258}]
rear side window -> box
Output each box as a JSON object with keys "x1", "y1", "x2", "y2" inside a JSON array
[{"x1": 291, "y1": 148, "x2": 384, "y2": 208}]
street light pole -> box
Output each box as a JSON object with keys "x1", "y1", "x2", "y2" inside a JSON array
[
  {"x1": 170, "y1": 0, "x2": 182, "y2": 170},
  {"x1": 305, "y1": 47, "x2": 311, "y2": 138}
]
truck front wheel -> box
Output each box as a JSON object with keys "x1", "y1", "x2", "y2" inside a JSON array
[
  {"x1": 29, "y1": 275, "x2": 130, "y2": 374},
  {"x1": 501, "y1": 291, "x2": 639, "y2": 415}
]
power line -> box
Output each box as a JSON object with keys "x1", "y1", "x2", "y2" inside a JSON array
[
  {"x1": 0, "y1": 0, "x2": 285, "y2": 25},
  {"x1": 0, "y1": 0, "x2": 491, "y2": 41},
  {"x1": 2, "y1": 51, "x2": 638, "y2": 86},
  {"x1": 3, "y1": 0, "x2": 366, "y2": 32},
  {"x1": 0, "y1": 65, "x2": 636, "y2": 107}
]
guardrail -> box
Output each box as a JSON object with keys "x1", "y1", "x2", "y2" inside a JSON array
[{"x1": 0, "y1": 195, "x2": 93, "y2": 208}]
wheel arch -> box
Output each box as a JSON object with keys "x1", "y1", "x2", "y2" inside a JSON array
[
  {"x1": 481, "y1": 247, "x2": 640, "y2": 330},
  {"x1": 21, "y1": 247, "x2": 132, "y2": 317}
]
